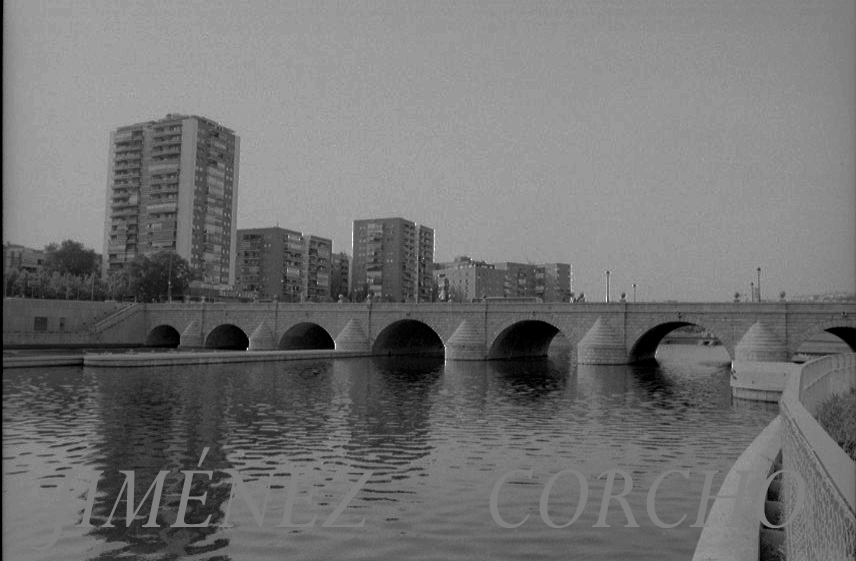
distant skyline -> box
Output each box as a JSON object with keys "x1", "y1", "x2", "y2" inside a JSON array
[{"x1": 4, "y1": 0, "x2": 854, "y2": 301}]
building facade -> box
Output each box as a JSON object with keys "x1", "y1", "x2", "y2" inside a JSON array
[
  {"x1": 493, "y1": 262, "x2": 544, "y2": 299},
  {"x1": 434, "y1": 258, "x2": 572, "y2": 302},
  {"x1": 351, "y1": 217, "x2": 434, "y2": 302},
  {"x1": 542, "y1": 262, "x2": 572, "y2": 302},
  {"x1": 3, "y1": 243, "x2": 46, "y2": 274},
  {"x1": 330, "y1": 252, "x2": 350, "y2": 301},
  {"x1": 102, "y1": 114, "x2": 240, "y2": 287},
  {"x1": 434, "y1": 256, "x2": 505, "y2": 302},
  {"x1": 235, "y1": 227, "x2": 332, "y2": 301}
]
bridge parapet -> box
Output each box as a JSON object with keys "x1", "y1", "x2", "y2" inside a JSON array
[{"x1": 5, "y1": 299, "x2": 853, "y2": 361}]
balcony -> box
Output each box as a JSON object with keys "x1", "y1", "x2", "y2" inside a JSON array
[
  {"x1": 111, "y1": 207, "x2": 139, "y2": 218},
  {"x1": 114, "y1": 161, "x2": 142, "y2": 170}
]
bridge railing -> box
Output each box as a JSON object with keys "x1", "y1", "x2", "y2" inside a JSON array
[
  {"x1": 88, "y1": 303, "x2": 140, "y2": 334},
  {"x1": 780, "y1": 353, "x2": 855, "y2": 560}
]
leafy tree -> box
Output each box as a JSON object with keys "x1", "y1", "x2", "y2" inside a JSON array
[
  {"x1": 105, "y1": 269, "x2": 132, "y2": 301},
  {"x1": 44, "y1": 239, "x2": 99, "y2": 277},
  {"x1": 127, "y1": 252, "x2": 191, "y2": 302},
  {"x1": 45, "y1": 271, "x2": 65, "y2": 299},
  {"x1": 3, "y1": 269, "x2": 21, "y2": 297}
]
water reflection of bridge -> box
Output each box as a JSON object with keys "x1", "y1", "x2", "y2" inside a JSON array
[{"x1": 103, "y1": 302, "x2": 856, "y2": 365}]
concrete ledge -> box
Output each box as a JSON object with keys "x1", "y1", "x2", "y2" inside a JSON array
[
  {"x1": 3, "y1": 355, "x2": 85, "y2": 368},
  {"x1": 692, "y1": 416, "x2": 782, "y2": 561},
  {"x1": 731, "y1": 361, "x2": 801, "y2": 402},
  {"x1": 83, "y1": 349, "x2": 371, "y2": 367}
]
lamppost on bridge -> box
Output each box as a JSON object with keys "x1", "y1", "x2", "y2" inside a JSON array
[
  {"x1": 605, "y1": 270, "x2": 611, "y2": 303},
  {"x1": 750, "y1": 282, "x2": 755, "y2": 303},
  {"x1": 756, "y1": 267, "x2": 762, "y2": 302},
  {"x1": 167, "y1": 251, "x2": 173, "y2": 303},
  {"x1": 632, "y1": 283, "x2": 637, "y2": 303}
]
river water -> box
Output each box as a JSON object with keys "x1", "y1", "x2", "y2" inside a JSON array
[{"x1": 3, "y1": 345, "x2": 778, "y2": 560}]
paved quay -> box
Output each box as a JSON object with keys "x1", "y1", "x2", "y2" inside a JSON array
[
  {"x1": 82, "y1": 348, "x2": 370, "y2": 367},
  {"x1": 3, "y1": 348, "x2": 372, "y2": 369}
]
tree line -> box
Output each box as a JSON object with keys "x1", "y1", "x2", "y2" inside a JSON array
[{"x1": 4, "y1": 239, "x2": 193, "y2": 302}]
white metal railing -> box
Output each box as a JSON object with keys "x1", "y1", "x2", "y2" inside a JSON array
[{"x1": 780, "y1": 353, "x2": 855, "y2": 560}]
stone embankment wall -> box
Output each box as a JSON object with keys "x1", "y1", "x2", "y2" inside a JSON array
[{"x1": 2, "y1": 298, "x2": 132, "y2": 347}]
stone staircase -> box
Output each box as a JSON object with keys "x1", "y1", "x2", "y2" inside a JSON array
[{"x1": 88, "y1": 303, "x2": 140, "y2": 334}]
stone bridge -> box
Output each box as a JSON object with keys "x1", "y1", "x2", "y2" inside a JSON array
[{"x1": 87, "y1": 301, "x2": 856, "y2": 364}]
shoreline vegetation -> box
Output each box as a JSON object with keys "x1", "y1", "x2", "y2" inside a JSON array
[{"x1": 814, "y1": 387, "x2": 856, "y2": 461}]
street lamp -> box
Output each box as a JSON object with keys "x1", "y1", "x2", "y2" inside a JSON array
[
  {"x1": 750, "y1": 282, "x2": 755, "y2": 303},
  {"x1": 605, "y1": 270, "x2": 611, "y2": 303},
  {"x1": 756, "y1": 267, "x2": 761, "y2": 302},
  {"x1": 632, "y1": 283, "x2": 637, "y2": 303}
]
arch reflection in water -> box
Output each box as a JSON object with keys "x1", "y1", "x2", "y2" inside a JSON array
[
  {"x1": 81, "y1": 361, "x2": 341, "y2": 558},
  {"x1": 339, "y1": 357, "x2": 443, "y2": 507},
  {"x1": 86, "y1": 364, "x2": 236, "y2": 558},
  {"x1": 490, "y1": 357, "x2": 572, "y2": 405}
]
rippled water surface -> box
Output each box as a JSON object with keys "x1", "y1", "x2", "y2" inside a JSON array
[{"x1": 3, "y1": 346, "x2": 778, "y2": 560}]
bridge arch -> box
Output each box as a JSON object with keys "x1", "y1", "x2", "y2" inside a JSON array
[
  {"x1": 279, "y1": 322, "x2": 335, "y2": 350},
  {"x1": 628, "y1": 319, "x2": 730, "y2": 363},
  {"x1": 145, "y1": 324, "x2": 181, "y2": 348},
  {"x1": 372, "y1": 319, "x2": 444, "y2": 357},
  {"x1": 205, "y1": 324, "x2": 250, "y2": 350},
  {"x1": 792, "y1": 318, "x2": 856, "y2": 355},
  {"x1": 488, "y1": 319, "x2": 563, "y2": 359}
]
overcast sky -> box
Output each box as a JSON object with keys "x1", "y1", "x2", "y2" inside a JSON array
[{"x1": 4, "y1": 0, "x2": 854, "y2": 301}]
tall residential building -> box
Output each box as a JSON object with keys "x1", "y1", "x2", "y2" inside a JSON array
[
  {"x1": 330, "y1": 252, "x2": 350, "y2": 300},
  {"x1": 304, "y1": 235, "x2": 332, "y2": 301},
  {"x1": 235, "y1": 227, "x2": 332, "y2": 301},
  {"x1": 542, "y1": 263, "x2": 572, "y2": 302},
  {"x1": 102, "y1": 114, "x2": 240, "y2": 287},
  {"x1": 351, "y1": 217, "x2": 434, "y2": 302}
]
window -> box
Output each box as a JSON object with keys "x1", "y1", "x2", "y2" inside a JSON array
[{"x1": 34, "y1": 317, "x2": 48, "y2": 332}]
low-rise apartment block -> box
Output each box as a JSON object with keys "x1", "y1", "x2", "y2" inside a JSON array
[
  {"x1": 3, "y1": 243, "x2": 46, "y2": 273},
  {"x1": 235, "y1": 227, "x2": 332, "y2": 301},
  {"x1": 435, "y1": 257, "x2": 572, "y2": 302}
]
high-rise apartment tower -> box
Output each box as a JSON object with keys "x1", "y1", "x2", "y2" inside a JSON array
[
  {"x1": 102, "y1": 114, "x2": 240, "y2": 286},
  {"x1": 235, "y1": 227, "x2": 332, "y2": 302},
  {"x1": 351, "y1": 217, "x2": 434, "y2": 302}
]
